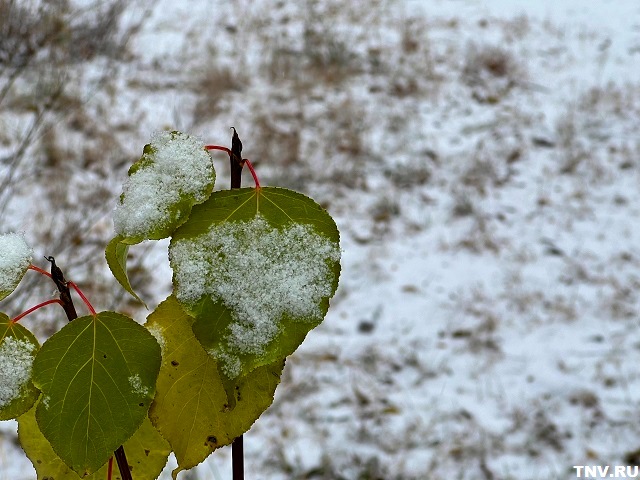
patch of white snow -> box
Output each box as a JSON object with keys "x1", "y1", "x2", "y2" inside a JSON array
[
  {"x1": 146, "y1": 323, "x2": 166, "y2": 356},
  {"x1": 128, "y1": 374, "x2": 150, "y2": 396},
  {"x1": 170, "y1": 214, "x2": 340, "y2": 377},
  {"x1": 0, "y1": 233, "x2": 33, "y2": 296},
  {"x1": 0, "y1": 337, "x2": 36, "y2": 409},
  {"x1": 113, "y1": 131, "x2": 214, "y2": 239}
]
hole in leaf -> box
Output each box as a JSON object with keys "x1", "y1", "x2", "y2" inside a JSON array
[{"x1": 171, "y1": 360, "x2": 179, "y2": 366}]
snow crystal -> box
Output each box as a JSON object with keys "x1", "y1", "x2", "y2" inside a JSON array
[
  {"x1": 210, "y1": 348, "x2": 242, "y2": 379},
  {"x1": 146, "y1": 324, "x2": 166, "y2": 356},
  {"x1": 113, "y1": 131, "x2": 214, "y2": 239},
  {"x1": 0, "y1": 337, "x2": 36, "y2": 408},
  {"x1": 0, "y1": 233, "x2": 33, "y2": 294},
  {"x1": 128, "y1": 374, "x2": 150, "y2": 396},
  {"x1": 170, "y1": 214, "x2": 340, "y2": 377}
]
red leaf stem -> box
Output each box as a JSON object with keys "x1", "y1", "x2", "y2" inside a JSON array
[
  {"x1": 67, "y1": 281, "x2": 96, "y2": 316},
  {"x1": 11, "y1": 299, "x2": 64, "y2": 323},
  {"x1": 28, "y1": 264, "x2": 52, "y2": 278},
  {"x1": 244, "y1": 159, "x2": 260, "y2": 189},
  {"x1": 205, "y1": 145, "x2": 232, "y2": 156},
  {"x1": 107, "y1": 456, "x2": 113, "y2": 480},
  {"x1": 204, "y1": 144, "x2": 261, "y2": 189}
]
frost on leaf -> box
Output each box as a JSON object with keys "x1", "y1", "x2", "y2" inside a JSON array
[
  {"x1": 146, "y1": 323, "x2": 166, "y2": 356},
  {"x1": 129, "y1": 374, "x2": 150, "y2": 396},
  {"x1": 170, "y1": 213, "x2": 340, "y2": 378},
  {"x1": 0, "y1": 232, "x2": 33, "y2": 300},
  {"x1": 113, "y1": 131, "x2": 215, "y2": 242},
  {"x1": 0, "y1": 315, "x2": 40, "y2": 420},
  {"x1": 0, "y1": 337, "x2": 36, "y2": 410}
]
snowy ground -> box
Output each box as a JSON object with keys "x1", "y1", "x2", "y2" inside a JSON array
[{"x1": 2, "y1": 0, "x2": 640, "y2": 478}]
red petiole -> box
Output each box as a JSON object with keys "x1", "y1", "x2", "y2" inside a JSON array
[
  {"x1": 27, "y1": 264, "x2": 96, "y2": 316},
  {"x1": 68, "y1": 281, "x2": 96, "y2": 316},
  {"x1": 28, "y1": 264, "x2": 52, "y2": 278},
  {"x1": 204, "y1": 145, "x2": 261, "y2": 189},
  {"x1": 11, "y1": 299, "x2": 64, "y2": 324},
  {"x1": 244, "y1": 159, "x2": 260, "y2": 189},
  {"x1": 205, "y1": 145, "x2": 232, "y2": 156},
  {"x1": 107, "y1": 456, "x2": 113, "y2": 480}
]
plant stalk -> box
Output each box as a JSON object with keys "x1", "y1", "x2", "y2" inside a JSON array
[
  {"x1": 45, "y1": 257, "x2": 133, "y2": 480},
  {"x1": 229, "y1": 128, "x2": 244, "y2": 480},
  {"x1": 230, "y1": 127, "x2": 244, "y2": 190}
]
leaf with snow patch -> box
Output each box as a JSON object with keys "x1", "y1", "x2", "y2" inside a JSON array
[
  {"x1": 113, "y1": 131, "x2": 216, "y2": 243},
  {"x1": 107, "y1": 131, "x2": 215, "y2": 302},
  {"x1": 146, "y1": 296, "x2": 283, "y2": 478},
  {"x1": 32, "y1": 311, "x2": 161, "y2": 476},
  {"x1": 0, "y1": 313, "x2": 40, "y2": 420},
  {"x1": 19, "y1": 403, "x2": 171, "y2": 480},
  {"x1": 169, "y1": 187, "x2": 340, "y2": 400},
  {"x1": 0, "y1": 232, "x2": 33, "y2": 301}
]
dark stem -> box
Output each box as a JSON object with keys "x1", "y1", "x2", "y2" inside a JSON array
[
  {"x1": 229, "y1": 129, "x2": 244, "y2": 480},
  {"x1": 232, "y1": 435, "x2": 244, "y2": 480},
  {"x1": 230, "y1": 127, "x2": 243, "y2": 189},
  {"x1": 114, "y1": 446, "x2": 131, "y2": 480},
  {"x1": 45, "y1": 256, "x2": 77, "y2": 320},
  {"x1": 45, "y1": 256, "x2": 133, "y2": 480}
]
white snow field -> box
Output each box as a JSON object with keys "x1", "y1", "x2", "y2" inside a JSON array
[{"x1": 1, "y1": 0, "x2": 640, "y2": 478}]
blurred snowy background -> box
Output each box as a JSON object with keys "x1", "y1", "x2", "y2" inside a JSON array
[{"x1": 1, "y1": 0, "x2": 640, "y2": 478}]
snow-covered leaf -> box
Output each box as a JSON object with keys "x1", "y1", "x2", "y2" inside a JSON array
[
  {"x1": 32, "y1": 311, "x2": 161, "y2": 476},
  {"x1": 0, "y1": 313, "x2": 40, "y2": 420},
  {"x1": 113, "y1": 131, "x2": 215, "y2": 243},
  {"x1": 169, "y1": 187, "x2": 340, "y2": 399},
  {"x1": 0, "y1": 233, "x2": 33, "y2": 301},
  {"x1": 147, "y1": 296, "x2": 283, "y2": 478},
  {"x1": 108, "y1": 131, "x2": 215, "y2": 302}
]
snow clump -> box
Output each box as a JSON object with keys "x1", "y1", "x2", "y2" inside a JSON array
[
  {"x1": 0, "y1": 337, "x2": 36, "y2": 408},
  {"x1": 0, "y1": 233, "x2": 33, "y2": 298},
  {"x1": 113, "y1": 131, "x2": 214, "y2": 240},
  {"x1": 169, "y1": 214, "x2": 340, "y2": 378}
]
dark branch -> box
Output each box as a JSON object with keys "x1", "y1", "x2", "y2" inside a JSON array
[
  {"x1": 228, "y1": 129, "x2": 244, "y2": 480},
  {"x1": 230, "y1": 127, "x2": 243, "y2": 189},
  {"x1": 114, "y1": 446, "x2": 132, "y2": 480},
  {"x1": 45, "y1": 256, "x2": 77, "y2": 321}
]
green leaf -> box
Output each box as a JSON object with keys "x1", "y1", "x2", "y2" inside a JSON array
[
  {"x1": 19, "y1": 403, "x2": 171, "y2": 480},
  {"x1": 32, "y1": 311, "x2": 162, "y2": 476},
  {"x1": 146, "y1": 296, "x2": 283, "y2": 477},
  {"x1": 0, "y1": 232, "x2": 33, "y2": 301},
  {"x1": 0, "y1": 313, "x2": 40, "y2": 420},
  {"x1": 105, "y1": 237, "x2": 147, "y2": 307},
  {"x1": 107, "y1": 131, "x2": 216, "y2": 303},
  {"x1": 168, "y1": 187, "x2": 340, "y2": 394}
]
